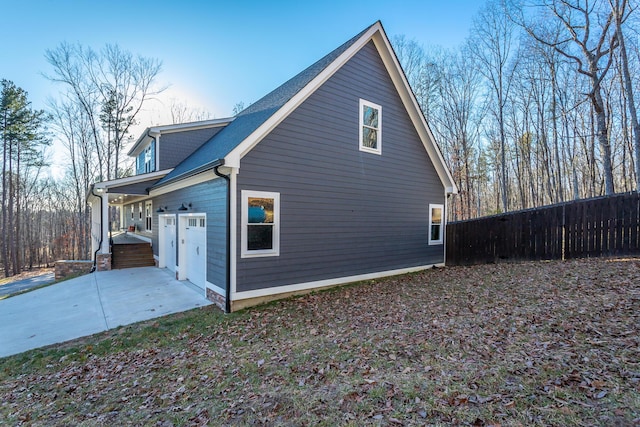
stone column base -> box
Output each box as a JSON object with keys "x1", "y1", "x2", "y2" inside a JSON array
[
  {"x1": 206, "y1": 288, "x2": 226, "y2": 311},
  {"x1": 96, "y1": 253, "x2": 112, "y2": 271}
]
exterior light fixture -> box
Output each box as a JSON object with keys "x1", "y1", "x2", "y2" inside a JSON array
[
  {"x1": 156, "y1": 206, "x2": 165, "y2": 213},
  {"x1": 178, "y1": 203, "x2": 188, "y2": 211}
]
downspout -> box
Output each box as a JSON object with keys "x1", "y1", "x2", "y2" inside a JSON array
[
  {"x1": 214, "y1": 162, "x2": 232, "y2": 314},
  {"x1": 90, "y1": 185, "x2": 103, "y2": 273}
]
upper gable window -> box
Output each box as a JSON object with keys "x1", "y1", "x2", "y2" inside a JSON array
[
  {"x1": 359, "y1": 99, "x2": 382, "y2": 155},
  {"x1": 144, "y1": 144, "x2": 154, "y2": 173}
]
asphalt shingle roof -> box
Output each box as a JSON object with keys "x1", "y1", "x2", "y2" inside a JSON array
[{"x1": 154, "y1": 22, "x2": 377, "y2": 188}]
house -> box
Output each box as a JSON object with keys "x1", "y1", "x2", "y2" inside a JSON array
[{"x1": 88, "y1": 21, "x2": 458, "y2": 312}]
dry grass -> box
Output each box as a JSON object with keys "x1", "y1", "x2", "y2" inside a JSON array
[{"x1": 1, "y1": 258, "x2": 639, "y2": 426}]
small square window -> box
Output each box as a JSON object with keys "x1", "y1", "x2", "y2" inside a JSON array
[
  {"x1": 359, "y1": 99, "x2": 382, "y2": 155},
  {"x1": 429, "y1": 204, "x2": 444, "y2": 245},
  {"x1": 241, "y1": 190, "x2": 280, "y2": 258}
]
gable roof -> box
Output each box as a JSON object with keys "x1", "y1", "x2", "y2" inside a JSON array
[
  {"x1": 128, "y1": 118, "x2": 234, "y2": 157},
  {"x1": 153, "y1": 21, "x2": 457, "y2": 194}
]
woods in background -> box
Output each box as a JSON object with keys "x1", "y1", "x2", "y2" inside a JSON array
[
  {"x1": 395, "y1": 0, "x2": 640, "y2": 220},
  {"x1": 2, "y1": 0, "x2": 640, "y2": 276}
]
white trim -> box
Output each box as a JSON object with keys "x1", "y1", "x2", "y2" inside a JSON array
[
  {"x1": 229, "y1": 168, "x2": 238, "y2": 299},
  {"x1": 206, "y1": 282, "x2": 226, "y2": 298},
  {"x1": 232, "y1": 263, "x2": 442, "y2": 300},
  {"x1": 241, "y1": 190, "x2": 280, "y2": 258},
  {"x1": 369, "y1": 29, "x2": 457, "y2": 194},
  {"x1": 93, "y1": 169, "x2": 171, "y2": 190},
  {"x1": 443, "y1": 191, "x2": 449, "y2": 265},
  {"x1": 155, "y1": 133, "x2": 161, "y2": 172},
  {"x1": 428, "y1": 204, "x2": 444, "y2": 245},
  {"x1": 359, "y1": 99, "x2": 382, "y2": 155},
  {"x1": 158, "y1": 214, "x2": 177, "y2": 270},
  {"x1": 128, "y1": 118, "x2": 234, "y2": 156},
  {"x1": 224, "y1": 25, "x2": 380, "y2": 168},
  {"x1": 222, "y1": 22, "x2": 456, "y2": 195},
  {"x1": 178, "y1": 212, "x2": 207, "y2": 286},
  {"x1": 149, "y1": 170, "x2": 218, "y2": 197},
  {"x1": 145, "y1": 200, "x2": 153, "y2": 231}
]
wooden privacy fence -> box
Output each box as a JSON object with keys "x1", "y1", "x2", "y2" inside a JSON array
[{"x1": 446, "y1": 192, "x2": 640, "y2": 266}]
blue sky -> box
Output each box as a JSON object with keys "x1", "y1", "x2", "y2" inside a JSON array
[
  {"x1": 1, "y1": 0, "x2": 482, "y2": 175},
  {"x1": 1, "y1": 0, "x2": 482, "y2": 117}
]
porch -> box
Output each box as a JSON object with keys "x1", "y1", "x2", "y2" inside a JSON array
[{"x1": 87, "y1": 170, "x2": 167, "y2": 272}]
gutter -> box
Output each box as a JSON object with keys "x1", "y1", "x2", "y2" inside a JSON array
[
  {"x1": 90, "y1": 185, "x2": 104, "y2": 273},
  {"x1": 213, "y1": 161, "x2": 232, "y2": 314}
]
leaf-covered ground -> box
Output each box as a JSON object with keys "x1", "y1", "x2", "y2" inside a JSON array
[{"x1": 1, "y1": 258, "x2": 639, "y2": 426}]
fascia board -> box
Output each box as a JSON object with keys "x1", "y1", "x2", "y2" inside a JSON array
[
  {"x1": 93, "y1": 169, "x2": 172, "y2": 190},
  {"x1": 224, "y1": 24, "x2": 381, "y2": 168},
  {"x1": 148, "y1": 170, "x2": 221, "y2": 197},
  {"x1": 371, "y1": 30, "x2": 458, "y2": 195},
  {"x1": 223, "y1": 22, "x2": 458, "y2": 196},
  {"x1": 127, "y1": 118, "x2": 235, "y2": 156},
  {"x1": 154, "y1": 118, "x2": 234, "y2": 134}
]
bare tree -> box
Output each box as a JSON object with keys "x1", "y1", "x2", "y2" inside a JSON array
[
  {"x1": 511, "y1": 0, "x2": 619, "y2": 195},
  {"x1": 469, "y1": 0, "x2": 518, "y2": 212},
  {"x1": 168, "y1": 98, "x2": 212, "y2": 124},
  {"x1": 609, "y1": 0, "x2": 640, "y2": 190},
  {"x1": 45, "y1": 43, "x2": 164, "y2": 181},
  {"x1": 434, "y1": 48, "x2": 485, "y2": 219}
]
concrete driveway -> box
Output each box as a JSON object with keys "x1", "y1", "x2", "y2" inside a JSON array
[
  {"x1": 0, "y1": 272, "x2": 55, "y2": 297},
  {"x1": 0, "y1": 267, "x2": 211, "y2": 358}
]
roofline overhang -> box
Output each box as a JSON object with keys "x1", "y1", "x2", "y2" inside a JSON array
[
  {"x1": 127, "y1": 118, "x2": 236, "y2": 157},
  {"x1": 93, "y1": 169, "x2": 172, "y2": 191},
  {"x1": 151, "y1": 159, "x2": 225, "y2": 191},
  {"x1": 223, "y1": 21, "x2": 458, "y2": 194},
  {"x1": 371, "y1": 24, "x2": 458, "y2": 194}
]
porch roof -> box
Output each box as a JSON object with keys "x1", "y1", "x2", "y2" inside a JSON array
[{"x1": 88, "y1": 169, "x2": 171, "y2": 204}]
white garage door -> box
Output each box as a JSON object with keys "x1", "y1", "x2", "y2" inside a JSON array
[
  {"x1": 185, "y1": 217, "x2": 206, "y2": 289},
  {"x1": 162, "y1": 216, "x2": 176, "y2": 272}
]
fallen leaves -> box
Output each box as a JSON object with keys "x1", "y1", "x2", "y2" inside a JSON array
[{"x1": 1, "y1": 257, "x2": 639, "y2": 425}]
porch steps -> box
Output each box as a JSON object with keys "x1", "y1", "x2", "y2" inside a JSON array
[{"x1": 112, "y1": 243, "x2": 155, "y2": 269}]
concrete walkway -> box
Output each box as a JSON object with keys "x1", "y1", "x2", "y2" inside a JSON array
[{"x1": 0, "y1": 267, "x2": 211, "y2": 358}]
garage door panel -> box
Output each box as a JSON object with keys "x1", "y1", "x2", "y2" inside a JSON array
[
  {"x1": 162, "y1": 216, "x2": 177, "y2": 272},
  {"x1": 185, "y1": 216, "x2": 206, "y2": 289}
]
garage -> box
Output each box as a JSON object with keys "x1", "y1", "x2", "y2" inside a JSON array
[
  {"x1": 181, "y1": 215, "x2": 207, "y2": 290},
  {"x1": 159, "y1": 215, "x2": 176, "y2": 272}
]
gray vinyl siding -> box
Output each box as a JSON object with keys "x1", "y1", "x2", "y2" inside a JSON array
[
  {"x1": 158, "y1": 127, "x2": 226, "y2": 171},
  {"x1": 235, "y1": 41, "x2": 445, "y2": 293},
  {"x1": 151, "y1": 178, "x2": 227, "y2": 289}
]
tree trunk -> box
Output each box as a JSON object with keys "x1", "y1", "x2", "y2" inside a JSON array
[
  {"x1": 1, "y1": 108, "x2": 9, "y2": 277},
  {"x1": 614, "y1": 2, "x2": 640, "y2": 191},
  {"x1": 592, "y1": 73, "x2": 615, "y2": 195}
]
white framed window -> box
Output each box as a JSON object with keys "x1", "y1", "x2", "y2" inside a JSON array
[
  {"x1": 241, "y1": 190, "x2": 280, "y2": 258},
  {"x1": 144, "y1": 144, "x2": 154, "y2": 173},
  {"x1": 131, "y1": 206, "x2": 134, "y2": 220},
  {"x1": 139, "y1": 202, "x2": 143, "y2": 220},
  {"x1": 145, "y1": 201, "x2": 153, "y2": 231},
  {"x1": 429, "y1": 204, "x2": 444, "y2": 245},
  {"x1": 359, "y1": 99, "x2": 382, "y2": 155}
]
